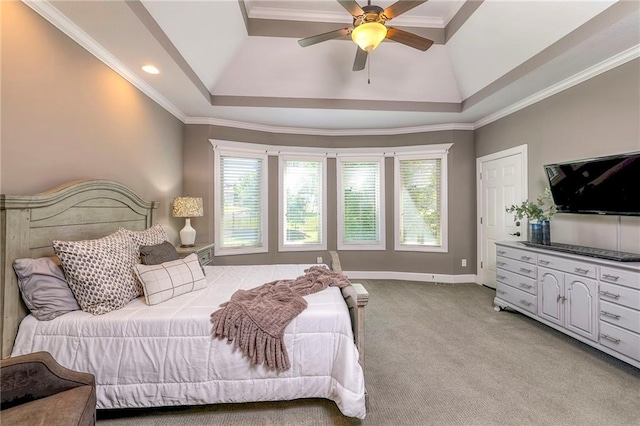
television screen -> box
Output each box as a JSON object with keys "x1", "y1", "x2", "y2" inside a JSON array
[{"x1": 544, "y1": 151, "x2": 640, "y2": 216}]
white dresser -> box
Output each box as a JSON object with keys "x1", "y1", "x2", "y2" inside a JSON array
[{"x1": 495, "y1": 241, "x2": 640, "y2": 369}]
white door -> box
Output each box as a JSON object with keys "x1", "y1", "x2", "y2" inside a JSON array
[
  {"x1": 538, "y1": 267, "x2": 564, "y2": 325},
  {"x1": 565, "y1": 275, "x2": 598, "y2": 341},
  {"x1": 477, "y1": 145, "x2": 527, "y2": 288}
]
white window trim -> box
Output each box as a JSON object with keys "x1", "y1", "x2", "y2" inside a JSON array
[
  {"x1": 278, "y1": 155, "x2": 328, "y2": 252},
  {"x1": 213, "y1": 148, "x2": 269, "y2": 256},
  {"x1": 394, "y1": 152, "x2": 449, "y2": 253},
  {"x1": 337, "y1": 156, "x2": 386, "y2": 251}
]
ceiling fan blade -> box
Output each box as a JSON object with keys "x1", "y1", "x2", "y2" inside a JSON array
[
  {"x1": 383, "y1": 0, "x2": 427, "y2": 20},
  {"x1": 386, "y1": 27, "x2": 434, "y2": 51},
  {"x1": 353, "y1": 47, "x2": 368, "y2": 71},
  {"x1": 337, "y1": 0, "x2": 364, "y2": 17},
  {"x1": 298, "y1": 27, "x2": 351, "y2": 47}
]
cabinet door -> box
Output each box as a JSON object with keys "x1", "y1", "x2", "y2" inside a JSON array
[
  {"x1": 565, "y1": 275, "x2": 598, "y2": 341},
  {"x1": 538, "y1": 267, "x2": 563, "y2": 326}
]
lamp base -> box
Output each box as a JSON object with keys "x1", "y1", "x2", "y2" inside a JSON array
[{"x1": 179, "y1": 218, "x2": 197, "y2": 247}]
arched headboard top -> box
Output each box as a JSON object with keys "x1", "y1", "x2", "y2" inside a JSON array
[
  {"x1": 1, "y1": 179, "x2": 158, "y2": 211},
  {"x1": 1, "y1": 180, "x2": 159, "y2": 358}
]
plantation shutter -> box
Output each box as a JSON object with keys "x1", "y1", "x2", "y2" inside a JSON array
[
  {"x1": 283, "y1": 160, "x2": 322, "y2": 245},
  {"x1": 219, "y1": 155, "x2": 264, "y2": 249},
  {"x1": 399, "y1": 158, "x2": 442, "y2": 246},
  {"x1": 341, "y1": 161, "x2": 381, "y2": 245}
]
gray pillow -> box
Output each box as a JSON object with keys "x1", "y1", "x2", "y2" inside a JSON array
[
  {"x1": 140, "y1": 241, "x2": 180, "y2": 265},
  {"x1": 13, "y1": 257, "x2": 80, "y2": 321}
]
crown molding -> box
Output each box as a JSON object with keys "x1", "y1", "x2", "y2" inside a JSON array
[
  {"x1": 186, "y1": 117, "x2": 474, "y2": 136},
  {"x1": 22, "y1": 0, "x2": 187, "y2": 123},
  {"x1": 473, "y1": 44, "x2": 640, "y2": 129},
  {"x1": 246, "y1": 6, "x2": 445, "y2": 28}
]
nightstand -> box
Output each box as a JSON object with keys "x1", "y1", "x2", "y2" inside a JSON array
[{"x1": 175, "y1": 242, "x2": 215, "y2": 266}]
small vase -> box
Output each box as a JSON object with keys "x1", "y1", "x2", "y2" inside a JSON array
[
  {"x1": 541, "y1": 220, "x2": 551, "y2": 245},
  {"x1": 529, "y1": 222, "x2": 542, "y2": 244}
]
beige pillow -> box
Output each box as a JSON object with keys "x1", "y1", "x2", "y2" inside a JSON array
[
  {"x1": 134, "y1": 254, "x2": 206, "y2": 306},
  {"x1": 119, "y1": 224, "x2": 169, "y2": 296}
]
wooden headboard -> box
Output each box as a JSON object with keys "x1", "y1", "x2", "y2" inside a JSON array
[{"x1": 0, "y1": 180, "x2": 158, "y2": 358}]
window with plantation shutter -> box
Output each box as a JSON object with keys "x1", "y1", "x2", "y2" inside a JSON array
[
  {"x1": 337, "y1": 157, "x2": 385, "y2": 250},
  {"x1": 279, "y1": 157, "x2": 327, "y2": 251},
  {"x1": 395, "y1": 153, "x2": 448, "y2": 252},
  {"x1": 214, "y1": 151, "x2": 268, "y2": 256}
]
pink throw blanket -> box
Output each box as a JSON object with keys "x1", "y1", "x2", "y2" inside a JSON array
[{"x1": 210, "y1": 266, "x2": 350, "y2": 371}]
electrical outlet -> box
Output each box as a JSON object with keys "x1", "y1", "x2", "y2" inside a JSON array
[
  {"x1": 461, "y1": 259, "x2": 467, "y2": 267},
  {"x1": 316, "y1": 257, "x2": 323, "y2": 264}
]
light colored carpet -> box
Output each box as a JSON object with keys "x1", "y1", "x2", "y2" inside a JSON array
[{"x1": 98, "y1": 280, "x2": 640, "y2": 425}]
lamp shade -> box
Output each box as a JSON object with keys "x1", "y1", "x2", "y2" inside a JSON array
[
  {"x1": 172, "y1": 196, "x2": 203, "y2": 218},
  {"x1": 351, "y1": 22, "x2": 387, "y2": 52}
]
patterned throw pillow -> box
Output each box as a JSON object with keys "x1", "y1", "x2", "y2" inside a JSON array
[
  {"x1": 53, "y1": 231, "x2": 139, "y2": 315},
  {"x1": 134, "y1": 254, "x2": 206, "y2": 306},
  {"x1": 119, "y1": 224, "x2": 169, "y2": 296}
]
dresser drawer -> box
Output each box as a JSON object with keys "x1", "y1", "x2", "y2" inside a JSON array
[
  {"x1": 600, "y1": 300, "x2": 640, "y2": 334},
  {"x1": 600, "y1": 266, "x2": 640, "y2": 291},
  {"x1": 496, "y1": 257, "x2": 537, "y2": 280},
  {"x1": 599, "y1": 322, "x2": 640, "y2": 362},
  {"x1": 495, "y1": 268, "x2": 536, "y2": 295},
  {"x1": 599, "y1": 282, "x2": 640, "y2": 311},
  {"x1": 198, "y1": 248, "x2": 212, "y2": 266},
  {"x1": 537, "y1": 254, "x2": 596, "y2": 279},
  {"x1": 496, "y1": 246, "x2": 536, "y2": 264},
  {"x1": 496, "y1": 282, "x2": 537, "y2": 314}
]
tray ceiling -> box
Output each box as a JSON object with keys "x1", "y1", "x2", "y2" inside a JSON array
[{"x1": 25, "y1": 0, "x2": 640, "y2": 132}]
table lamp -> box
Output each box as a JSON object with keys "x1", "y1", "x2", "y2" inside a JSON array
[{"x1": 172, "y1": 196, "x2": 203, "y2": 247}]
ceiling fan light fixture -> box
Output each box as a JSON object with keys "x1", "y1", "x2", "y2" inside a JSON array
[{"x1": 351, "y1": 22, "x2": 387, "y2": 52}]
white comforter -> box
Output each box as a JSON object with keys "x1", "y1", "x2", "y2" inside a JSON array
[{"x1": 11, "y1": 264, "x2": 366, "y2": 419}]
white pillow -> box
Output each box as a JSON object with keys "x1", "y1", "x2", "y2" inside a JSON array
[{"x1": 134, "y1": 254, "x2": 206, "y2": 306}]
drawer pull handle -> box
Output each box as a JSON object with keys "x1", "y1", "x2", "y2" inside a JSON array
[
  {"x1": 601, "y1": 311, "x2": 621, "y2": 320},
  {"x1": 599, "y1": 291, "x2": 621, "y2": 299},
  {"x1": 602, "y1": 274, "x2": 619, "y2": 281},
  {"x1": 519, "y1": 300, "x2": 532, "y2": 306},
  {"x1": 496, "y1": 275, "x2": 506, "y2": 280},
  {"x1": 519, "y1": 283, "x2": 533, "y2": 289},
  {"x1": 600, "y1": 334, "x2": 621, "y2": 344},
  {"x1": 519, "y1": 268, "x2": 532, "y2": 274},
  {"x1": 556, "y1": 295, "x2": 567, "y2": 303},
  {"x1": 497, "y1": 262, "x2": 506, "y2": 267},
  {"x1": 574, "y1": 267, "x2": 589, "y2": 274},
  {"x1": 497, "y1": 250, "x2": 506, "y2": 255},
  {"x1": 520, "y1": 256, "x2": 532, "y2": 261},
  {"x1": 496, "y1": 289, "x2": 506, "y2": 295},
  {"x1": 538, "y1": 260, "x2": 550, "y2": 265}
]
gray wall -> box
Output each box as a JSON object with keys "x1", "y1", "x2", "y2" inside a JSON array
[
  {"x1": 183, "y1": 125, "x2": 477, "y2": 275},
  {"x1": 475, "y1": 58, "x2": 640, "y2": 252},
  {"x1": 1, "y1": 1, "x2": 184, "y2": 240}
]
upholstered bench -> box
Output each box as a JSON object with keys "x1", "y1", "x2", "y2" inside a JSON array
[{"x1": 1, "y1": 351, "x2": 96, "y2": 426}]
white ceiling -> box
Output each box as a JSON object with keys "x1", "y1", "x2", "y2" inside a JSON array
[{"x1": 27, "y1": 0, "x2": 640, "y2": 133}]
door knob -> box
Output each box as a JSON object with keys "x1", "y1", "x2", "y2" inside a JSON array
[{"x1": 509, "y1": 232, "x2": 521, "y2": 237}]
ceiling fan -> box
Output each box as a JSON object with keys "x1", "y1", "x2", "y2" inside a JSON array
[{"x1": 298, "y1": 0, "x2": 434, "y2": 71}]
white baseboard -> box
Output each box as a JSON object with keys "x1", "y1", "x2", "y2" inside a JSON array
[{"x1": 344, "y1": 271, "x2": 479, "y2": 284}]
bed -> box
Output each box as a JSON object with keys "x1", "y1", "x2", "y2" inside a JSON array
[{"x1": 0, "y1": 180, "x2": 368, "y2": 419}]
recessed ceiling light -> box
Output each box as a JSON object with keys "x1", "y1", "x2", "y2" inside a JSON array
[{"x1": 142, "y1": 65, "x2": 160, "y2": 74}]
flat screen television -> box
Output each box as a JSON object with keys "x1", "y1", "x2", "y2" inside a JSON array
[{"x1": 544, "y1": 151, "x2": 640, "y2": 216}]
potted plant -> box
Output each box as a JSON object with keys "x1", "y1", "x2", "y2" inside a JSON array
[{"x1": 506, "y1": 188, "x2": 556, "y2": 244}]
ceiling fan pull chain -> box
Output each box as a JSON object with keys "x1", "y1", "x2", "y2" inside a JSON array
[{"x1": 368, "y1": 54, "x2": 371, "y2": 85}]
